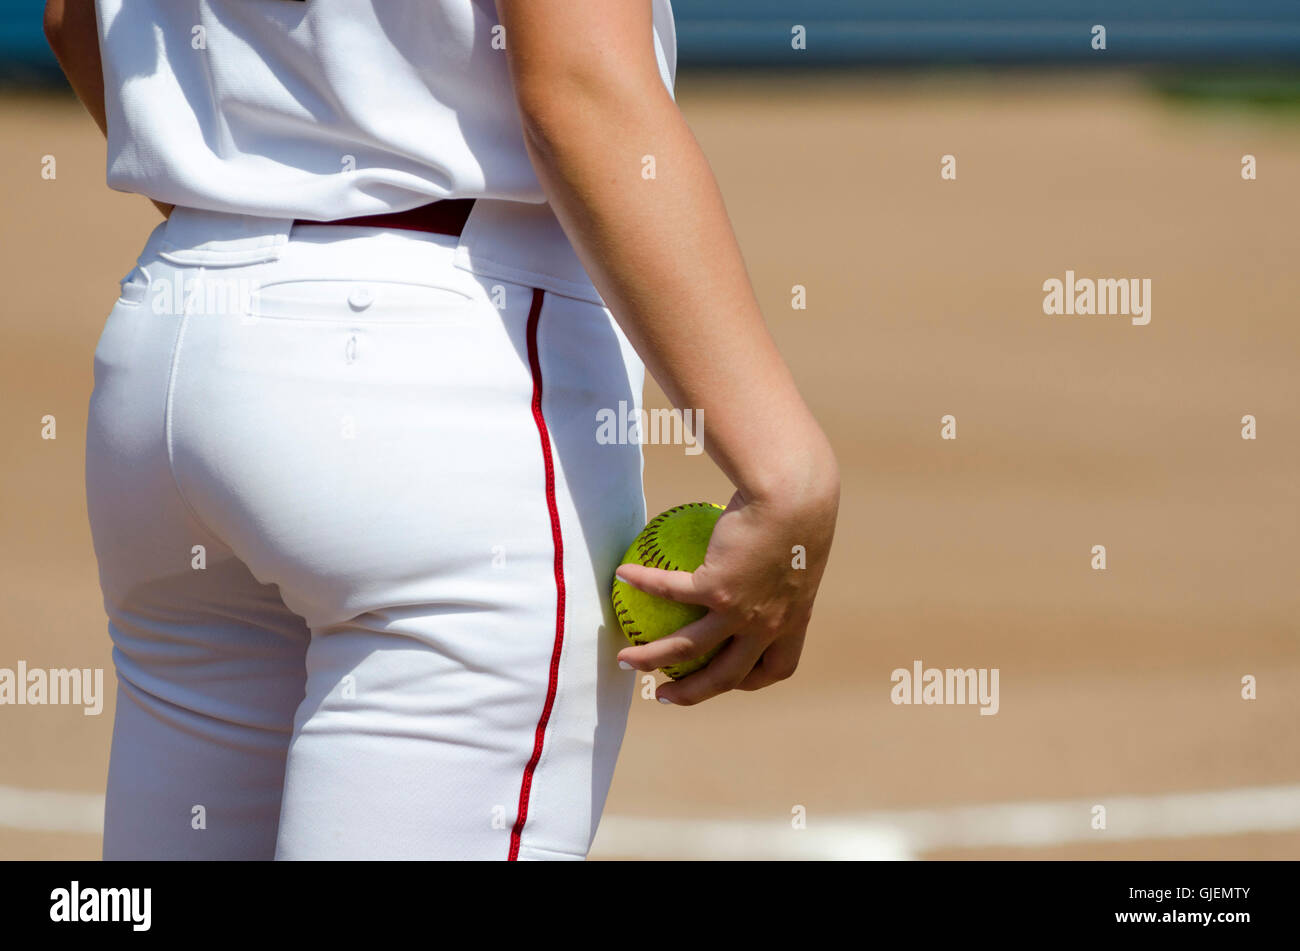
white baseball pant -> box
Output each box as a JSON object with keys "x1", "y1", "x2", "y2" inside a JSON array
[{"x1": 86, "y1": 209, "x2": 645, "y2": 860}]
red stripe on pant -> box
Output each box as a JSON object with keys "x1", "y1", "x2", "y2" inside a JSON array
[{"x1": 509, "y1": 288, "x2": 566, "y2": 861}]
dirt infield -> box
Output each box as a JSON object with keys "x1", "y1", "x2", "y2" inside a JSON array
[{"x1": 1, "y1": 71, "x2": 1296, "y2": 859}]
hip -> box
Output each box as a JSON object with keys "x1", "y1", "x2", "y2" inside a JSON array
[{"x1": 87, "y1": 209, "x2": 647, "y2": 629}]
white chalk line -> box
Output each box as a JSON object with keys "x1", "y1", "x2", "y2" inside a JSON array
[
  {"x1": 2, "y1": 782, "x2": 1297, "y2": 859},
  {"x1": 592, "y1": 783, "x2": 1300, "y2": 859},
  {"x1": 0, "y1": 785, "x2": 104, "y2": 835}
]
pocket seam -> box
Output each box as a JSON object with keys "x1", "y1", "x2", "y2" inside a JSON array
[{"x1": 115, "y1": 265, "x2": 150, "y2": 307}]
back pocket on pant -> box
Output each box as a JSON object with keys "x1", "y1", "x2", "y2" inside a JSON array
[{"x1": 245, "y1": 278, "x2": 475, "y2": 324}]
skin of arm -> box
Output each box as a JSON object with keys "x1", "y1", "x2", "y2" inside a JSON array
[
  {"x1": 44, "y1": 0, "x2": 173, "y2": 218},
  {"x1": 496, "y1": 0, "x2": 840, "y2": 704}
]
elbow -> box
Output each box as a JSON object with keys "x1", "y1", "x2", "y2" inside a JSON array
[
  {"x1": 511, "y1": 63, "x2": 668, "y2": 157},
  {"x1": 514, "y1": 90, "x2": 583, "y2": 165},
  {"x1": 511, "y1": 73, "x2": 605, "y2": 154}
]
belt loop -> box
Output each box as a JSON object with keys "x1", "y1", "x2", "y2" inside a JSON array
[{"x1": 159, "y1": 209, "x2": 294, "y2": 267}]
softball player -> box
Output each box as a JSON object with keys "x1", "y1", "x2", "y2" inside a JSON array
[{"x1": 46, "y1": 0, "x2": 839, "y2": 860}]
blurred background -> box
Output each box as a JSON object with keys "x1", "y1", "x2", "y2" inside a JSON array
[{"x1": 2, "y1": 1, "x2": 1297, "y2": 859}]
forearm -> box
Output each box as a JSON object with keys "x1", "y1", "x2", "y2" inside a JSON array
[{"x1": 512, "y1": 74, "x2": 836, "y2": 507}]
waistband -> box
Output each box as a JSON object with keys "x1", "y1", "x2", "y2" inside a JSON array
[{"x1": 149, "y1": 201, "x2": 606, "y2": 306}]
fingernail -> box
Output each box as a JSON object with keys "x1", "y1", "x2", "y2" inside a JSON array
[
  {"x1": 657, "y1": 696, "x2": 674, "y2": 705},
  {"x1": 614, "y1": 570, "x2": 630, "y2": 582},
  {"x1": 618, "y1": 660, "x2": 634, "y2": 670}
]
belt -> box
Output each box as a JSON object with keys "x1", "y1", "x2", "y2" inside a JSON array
[{"x1": 295, "y1": 199, "x2": 475, "y2": 237}]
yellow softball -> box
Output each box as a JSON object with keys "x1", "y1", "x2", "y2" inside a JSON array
[{"x1": 611, "y1": 502, "x2": 726, "y2": 680}]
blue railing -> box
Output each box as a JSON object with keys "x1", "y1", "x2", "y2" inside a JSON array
[{"x1": 5, "y1": 0, "x2": 1300, "y2": 80}]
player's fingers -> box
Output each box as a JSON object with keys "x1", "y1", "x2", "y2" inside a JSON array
[
  {"x1": 656, "y1": 634, "x2": 766, "y2": 706},
  {"x1": 737, "y1": 629, "x2": 806, "y2": 691},
  {"x1": 616, "y1": 612, "x2": 731, "y2": 672},
  {"x1": 613, "y1": 563, "x2": 709, "y2": 606}
]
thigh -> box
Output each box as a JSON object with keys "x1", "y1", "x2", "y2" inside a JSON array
[
  {"x1": 88, "y1": 267, "x2": 310, "y2": 860},
  {"x1": 272, "y1": 288, "x2": 643, "y2": 859}
]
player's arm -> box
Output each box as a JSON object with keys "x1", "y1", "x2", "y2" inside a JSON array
[
  {"x1": 43, "y1": 0, "x2": 173, "y2": 218},
  {"x1": 496, "y1": 0, "x2": 840, "y2": 705}
]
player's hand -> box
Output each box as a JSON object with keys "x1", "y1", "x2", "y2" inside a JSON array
[{"x1": 614, "y1": 477, "x2": 839, "y2": 705}]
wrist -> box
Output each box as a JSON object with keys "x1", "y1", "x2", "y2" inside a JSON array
[{"x1": 738, "y1": 436, "x2": 840, "y2": 516}]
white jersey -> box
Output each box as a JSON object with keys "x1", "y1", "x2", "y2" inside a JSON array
[{"x1": 94, "y1": 0, "x2": 677, "y2": 301}]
